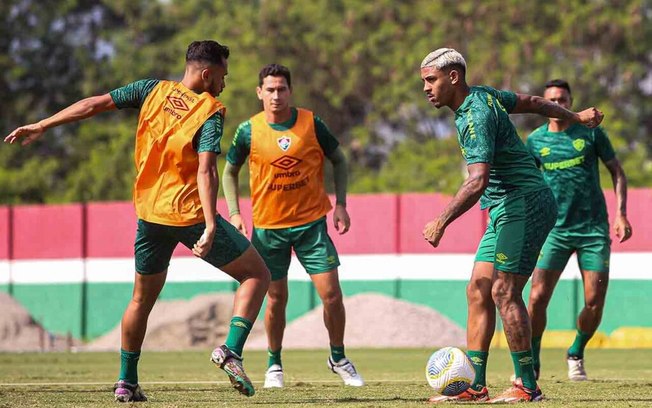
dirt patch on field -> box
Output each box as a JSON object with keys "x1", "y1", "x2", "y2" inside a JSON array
[
  {"x1": 85, "y1": 293, "x2": 264, "y2": 351},
  {"x1": 0, "y1": 293, "x2": 78, "y2": 352},
  {"x1": 246, "y1": 293, "x2": 466, "y2": 349}
]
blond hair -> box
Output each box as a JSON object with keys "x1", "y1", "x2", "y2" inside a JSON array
[{"x1": 420, "y1": 48, "x2": 467, "y2": 73}]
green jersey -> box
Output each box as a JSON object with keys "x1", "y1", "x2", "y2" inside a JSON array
[
  {"x1": 526, "y1": 124, "x2": 615, "y2": 234},
  {"x1": 226, "y1": 107, "x2": 339, "y2": 165},
  {"x1": 109, "y1": 79, "x2": 224, "y2": 154},
  {"x1": 455, "y1": 86, "x2": 548, "y2": 209}
]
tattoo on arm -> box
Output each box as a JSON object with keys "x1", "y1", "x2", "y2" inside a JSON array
[{"x1": 439, "y1": 167, "x2": 488, "y2": 227}]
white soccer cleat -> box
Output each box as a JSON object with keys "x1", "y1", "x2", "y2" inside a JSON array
[
  {"x1": 327, "y1": 357, "x2": 365, "y2": 387},
  {"x1": 567, "y1": 357, "x2": 588, "y2": 381},
  {"x1": 264, "y1": 364, "x2": 284, "y2": 388}
]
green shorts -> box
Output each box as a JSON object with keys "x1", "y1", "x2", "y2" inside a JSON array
[
  {"x1": 134, "y1": 215, "x2": 251, "y2": 274},
  {"x1": 475, "y1": 188, "x2": 558, "y2": 275},
  {"x1": 252, "y1": 217, "x2": 340, "y2": 281},
  {"x1": 536, "y1": 229, "x2": 611, "y2": 273}
]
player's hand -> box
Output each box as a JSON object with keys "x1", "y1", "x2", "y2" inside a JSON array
[
  {"x1": 333, "y1": 204, "x2": 350, "y2": 235},
  {"x1": 4, "y1": 123, "x2": 45, "y2": 146},
  {"x1": 192, "y1": 228, "x2": 215, "y2": 258},
  {"x1": 229, "y1": 214, "x2": 248, "y2": 236},
  {"x1": 423, "y1": 217, "x2": 446, "y2": 248},
  {"x1": 576, "y1": 108, "x2": 604, "y2": 128},
  {"x1": 613, "y1": 214, "x2": 633, "y2": 243}
]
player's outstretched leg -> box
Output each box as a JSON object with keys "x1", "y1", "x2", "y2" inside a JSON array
[
  {"x1": 567, "y1": 268, "x2": 608, "y2": 381},
  {"x1": 312, "y1": 270, "x2": 364, "y2": 386},
  {"x1": 430, "y1": 262, "x2": 494, "y2": 403},
  {"x1": 264, "y1": 279, "x2": 288, "y2": 388},
  {"x1": 490, "y1": 272, "x2": 543, "y2": 403},
  {"x1": 211, "y1": 245, "x2": 270, "y2": 396},
  {"x1": 115, "y1": 269, "x2": 167, "y2": 402}
]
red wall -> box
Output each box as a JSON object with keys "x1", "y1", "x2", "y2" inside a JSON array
[
  {"x1": 0, "y1": 206, "x2": 9, "y2": 260},
  {"x1": 12, "y1": 204, "x2": 84, "y2": 260},
  {"x1": 4, "y1": 189, "x2": 652, "y2": 260}
]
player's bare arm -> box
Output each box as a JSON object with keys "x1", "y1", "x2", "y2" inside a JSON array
[
  {"x1": 511, "y1": 94, "x2": 604, "y2": 128},
  {"x1": 328, "y1": 147, "x2": 350, "y2": 235},
  {"x1": 193, "y1": 151, "x2": 218, "y2": 258},
  {"x1": 604, "y1": 157, "x2": 632, "y2": 242},
  {"x1": 4, "y1": 94, "x2": 116, "y2": 146},
  {"x1": 423, "y1": 163, "x2": 490, "y2": 248},
  {"x1": 222, "y1": 161, "x2": 248, "y2": 235}
]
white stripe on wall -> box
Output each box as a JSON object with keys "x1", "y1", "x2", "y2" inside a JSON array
[
  {"x1": 11, "y1": 259, "x2": 84, "y2": 284},
  {"x1": 7, "y1": 252, "x2": 651, "y2": 284},
  {"x1": 0, "y1": 261, "x2": 9, "y2": 285}
]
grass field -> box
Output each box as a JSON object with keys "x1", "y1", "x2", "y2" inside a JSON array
[{"x1": 0, "y1": 348, "x2": 651, "y2": 407}]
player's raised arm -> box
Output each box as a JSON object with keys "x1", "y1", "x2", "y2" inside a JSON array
[
  {"x1": 4, "y1": 94, "x2": 116, "y2": 146},
  {"x1": 511, "y1": 93, "x2": 603, "y2": 128}
]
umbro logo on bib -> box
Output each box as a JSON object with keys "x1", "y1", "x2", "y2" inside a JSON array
[{"x1": 277, "y1": 136, "x2": 291, "y2": 151}]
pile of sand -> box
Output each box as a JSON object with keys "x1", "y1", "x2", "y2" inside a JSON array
[
  {"x1": 85, "y1": 293, "x2": 264, "y2": 351},
  {"x1": 0, "y1": 293, "x2": 77, "y2": 352},
  {"x1": 246, "y1": 293, "x2": 466, "y2": 349}
]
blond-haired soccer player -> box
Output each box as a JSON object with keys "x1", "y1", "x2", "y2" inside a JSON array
[
  {"x1": 4, "y1": 40, "x2": 270, "y2": 401},
  {"x1": 419, "y1": 48, "x2": 603, "y2": 403},
  {"x1": 222, "y1": 64, "x2": 363, "y2": 388}
]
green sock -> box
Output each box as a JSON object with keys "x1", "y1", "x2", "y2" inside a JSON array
[
  {"x1": 330, "y1": 344, "x2": 346, "y2": 363},
  {"x1": 511, "y1": 350, "x2": 537, "y2": 390},
  {"x1": 568, "y1": 330, "x2": 592, "y2": 359},
  {"x1": 466, "y1": 350, "x2": 489, "y2": 391},
  {"x1": 225, "y1": 316, "x2": 253, "y2": 357},
  {"x1": 531, "y1": 336, "x2": 542, "y2": 371},
  {"x1": 268, "y1": 348, "x2": 282, "y2": 368},
  {"x1": 119, "y1": 349, "x2": 141, "y2": 384}
]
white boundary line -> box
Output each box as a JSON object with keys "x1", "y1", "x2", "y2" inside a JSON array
[
  {"x1": 0, "y1": 379, "x2": 418, "y2": 387},
  {"x1": 0, "y1": 377, "x2": 644, "y2": 387}
]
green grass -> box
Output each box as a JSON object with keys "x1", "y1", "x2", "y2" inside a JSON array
[{"x1": 0, "y1": 349, "x2": 651, "y2": 407}]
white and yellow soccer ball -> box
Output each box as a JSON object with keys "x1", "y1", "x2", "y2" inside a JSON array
[{"x1": 425, "y1": 347, "x2": 475, "y2": 396}]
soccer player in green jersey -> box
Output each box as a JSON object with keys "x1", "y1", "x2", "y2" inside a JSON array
[
  {"x1": 525, "y1": 79, "x2": 632, "y2": 381},
  {"x1": 419, "y1": 48, "x2": 604, "y2": 403},
  {"x1": 5, "y1": 41, "x2": 270, "y2": 401}
]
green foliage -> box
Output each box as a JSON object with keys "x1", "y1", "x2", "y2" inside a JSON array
[{"x1": 1, "y1": 0, "x2": 651, "y2": 203}]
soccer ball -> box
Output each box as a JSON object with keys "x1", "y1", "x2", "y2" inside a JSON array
[{"x1": 425, "y1": 347, "x2": 475, "y2": 395}]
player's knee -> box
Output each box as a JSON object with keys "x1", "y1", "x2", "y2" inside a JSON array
[
  {"x1": 585, "y1": 295, "x2": 606, "y2": 313},
  {"x1": 529, "y1": 285, "x2": 551, "y2": 309},
  {"x1": 321, "y1": 288, "x2": 343, "y2": 310},
  {"x1": 466, "y1": 279, "x2": 492, "y2": 306},
  {"x1": 267, "y1": 286, "x2": 288, "y2": 307},
  {"x1": 491, "y1": 280, "x2": 517, "y2": 308}
]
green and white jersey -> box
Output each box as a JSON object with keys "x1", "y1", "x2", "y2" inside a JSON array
[
  {"x1": 455, "y1": 86, "x2": 548, "y2": 209},
  {"x1": 526, "y1": 124, "x2": 615, "y2": 234}
]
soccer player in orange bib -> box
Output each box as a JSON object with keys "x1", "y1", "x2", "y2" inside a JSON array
[
  {"x1": 222, "y1": 64, "x2": 364, "y2": 388},
  {"x1": 4, "y1": 40, "x2": 270, "y2": 401}
]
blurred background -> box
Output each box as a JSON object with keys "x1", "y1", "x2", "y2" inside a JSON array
[{"x1": 0, "y1": 0, "x2": 651, "y2": 351}]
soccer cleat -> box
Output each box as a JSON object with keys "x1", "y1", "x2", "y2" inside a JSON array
[
  {"x1": 263, "y1": 364, "x2": 284, "y2": 388},
  {"x1": 428, "y1": 386, "x2": 489, "y2": 403},
  {"x1": 567, "y1": 356, "x2": 588, "y2": 381},
  {"x1": 210, "y1": 345, "x2": 255, "y2": 397},
  {"x1": 113, "y1": 380, "x2": 148, "y2": 403},
  {"x1": 489, "y1": 378, "x2": 543, "y2": 403},
  {"x1": 327, "y1": 356, "x2": 365, "y2": 386}
]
